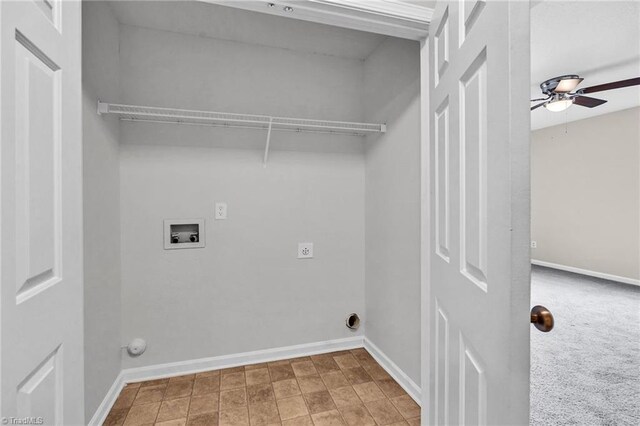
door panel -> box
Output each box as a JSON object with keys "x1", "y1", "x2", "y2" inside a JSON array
[
  {"x1": 1, "y1": 0, "x2": 83, "y2": 424},
  {"x1": 427, "y1": 1, "x2": 530, "y2": 425},
  {"x1": 14, "y1": 33, "x2": 62, "y2": 303}
]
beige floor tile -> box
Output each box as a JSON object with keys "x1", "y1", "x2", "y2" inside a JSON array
[
  {"x1": 342, "y1": 367, "x2": 372, "y2": 385},
  {"x1": 388, "y1": 422, "x2": 409, "y2": 426},
  {"x1": 103, "y1": 407, "x2": 129, "y2": 426},
  {"x1": 297, "y1": 375, "x2": 326, "y2": 394},
  {"x1": 220, "y1": 388, "x2": 247, "y2": 411},
  {"x1": 303, "y1": 391, "x2": 336, "y2": 414},
  {"x1": 248, "y1": 400, "x2": 280, "y2": 425},
  {"x1": 272, "y1": 379, "x2": 301, "y2": 400},
  {"x1": 124, "y1": 382, "x2": 142, "y2": 390},
  {"x1": 220, "y1": 372, "x2": 246, "y2": 390},
  {"x1": 363, "y1": 364, "x2": 391, "y2": 381},
  {"x1": 140, "y1": 378, "x2": 169, "y2": 388},
  {"x1": 291, "y1": 361, "x2": 317, "y2": 377},
  {"x1": 165, "y1": 381, "x2": 194, "y2": 400},
  {"x1": 356, "y1": 359, "x2": 378, "y2": 370},
  {"x1": 189, "y1": 393, "x2": 219, "y2": 416},
  {"x1": 133, "y1": 385, "x2": 165, "y2": 405},
  {"x1": 352, "y1": 382, "x2": 385, "y2": 403},
  {"x1": 246, "y1": 383, "x2": 275, "y2": 404},
  {"x1": 113, "y1": 387, "x2": 139, "y2": 410},
  {"x1": 320, "y1": 371, "x2": 350, "y2": 390},
  {"x1": 282, "y1": 415, "x2": 313, "y2": 426},
  {"x1": 268, "y1": 364, "x2": 295, "y2": 382},
  {"x1": 328, "y1": 386, "x2": 361, "y2": 408},
  {"x1": 310, "y1": 409, "x2": 345, "y2": 425},
  {"x1": 219, "y1": 406, "x2": 249, "y2": 426},
  {"x1": 287, "y1": 356, "x2": 311, "y2": 363},
  {"x1": 244, "y1": 362, "x2": 268, "y2": 371},
  {"x1": 157, "y1": 397, "x2": 190, "y2": 422},
  {"x1": 156, "y1": 418, "x2": 187, "y2": 426},
  {"x1": 350, "y1": 350, "x2": 376, "y2": 369},
  {"x1": 338, "y1": 404, "x2": 376, "y2": 426},
  {"x1": 221, "y1": 366, "x2": 245, "y2": 374},
  {"x1": 267, "y1": 360, "x2": 290, "y2": 368},
  {"x1": 187, "y1": 412, "x2": 219, "y2": 426},
  {"x1": 376, "y1": 378, "x2": 406, "y2": 399},
  {"x1": 170, "y1": 374, "x2": 196, "y2": 382},
  {"x1": 193, "y1": 376, "x2": 220, "y2": 396},
  {"x1": 311, "y1": 356, "x2": 340, "y2": 374},
  {"x1": 390, "y1": 395, "x2": 420, "y2": 419},
  {"x1": 245, "y1": 368, "x2": 270, "y2": 386},
  {"x1": 195, "y1": 370, "x2": 220, "y2": 379},
  {"x1": 406, "y1": 417, "x2": 420, "y2": 425},
  {"x1": 276, "y1": 396, "x2": 309, "y2": 420},
  {"x1": 364, "y1": 399, "x2": 404, "y2": 425},
  {"x1": 123, "y1": 402, "x2": 161, "y2": 425},
  {"x1": 333, "y1": 355, "x2": 360, "y2": 370},
  {"x1": 328, "y1": 350, "x2": 351, "y2": 357},
  {"x1": 349, "y1": 348, "x2": 370, "y2": 359}
]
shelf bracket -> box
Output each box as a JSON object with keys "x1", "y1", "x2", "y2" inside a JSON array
[
  {"x1": 263, "y1": 117, "x2": 274, "y2": 168},
  {"x1": 97, "y1": 100, "x2": 109, "y2": 115}
]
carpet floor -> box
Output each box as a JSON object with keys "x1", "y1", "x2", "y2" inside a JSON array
[{"x1": 530, "y1": 265, "x2": 640, "y2": 425}]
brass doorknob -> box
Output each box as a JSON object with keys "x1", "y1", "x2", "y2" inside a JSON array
[{"x1": 530, "y1": 305, "x2": 554, "y2": 332}]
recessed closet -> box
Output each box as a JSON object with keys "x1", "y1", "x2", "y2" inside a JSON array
[{"x1": 82, "y1": 1, "x2": 421, "y2": 422}]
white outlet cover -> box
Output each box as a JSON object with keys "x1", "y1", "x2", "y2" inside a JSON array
[
  {"x1": 298, "y1": 242, "x2": 313, "y2": 259},
  {"x1": 531, "y1": 241, "x2": 537, "y2": 248},
  {"x1": 215, "y1": 202, "x2": 227, "y2": 220}
]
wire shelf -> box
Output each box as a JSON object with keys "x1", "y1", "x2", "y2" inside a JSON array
[{"x1": 98, "y1": 102, "x2": 386, "y2": 136}]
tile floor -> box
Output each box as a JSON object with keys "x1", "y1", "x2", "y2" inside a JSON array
[{"x1": 104, "y1": 348, "x2": 421, "y2": 425}]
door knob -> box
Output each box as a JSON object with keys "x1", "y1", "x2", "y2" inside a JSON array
[{"x1": 530, "y1": 305, "x2": 554, "y2": 332}]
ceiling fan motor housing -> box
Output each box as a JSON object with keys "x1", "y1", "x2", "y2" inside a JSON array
[{"x1": 540, "y1": 75, "x2": 581, "y2": 95}]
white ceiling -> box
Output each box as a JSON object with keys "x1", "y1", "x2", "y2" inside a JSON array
[
  {"x1": 108, "y1": 0, "x2": 388, "y2": 60},
  {"x1": 531, "y1": 1, "x2": 640, "y2": 129}
]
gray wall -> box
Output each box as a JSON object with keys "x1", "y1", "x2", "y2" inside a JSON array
[
  {"x1": 118, "y1": 25, "x2": 366, "y2": 369},
  {"x1": 82, "y1": 2, "x2": 122, "y2": 420},
  {"x1": 531, "y1": 107, "x2": 640, "y2": 281},
  {"x1": 363, "y1": 38, "x2": 422, "y2": 385}
]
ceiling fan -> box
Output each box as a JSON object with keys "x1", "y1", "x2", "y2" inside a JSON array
[{"x1": 530, "y1": 75, "x2": 640, "y2": 112}]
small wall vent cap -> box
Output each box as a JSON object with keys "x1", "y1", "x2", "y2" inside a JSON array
[{"x1": 346, "y1": 313, "x2": 360, "y2": 330}]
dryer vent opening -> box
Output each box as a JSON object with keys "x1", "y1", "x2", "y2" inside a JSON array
[{"x1": 346, "y1": 313, "x2": 360, "y2": 330}]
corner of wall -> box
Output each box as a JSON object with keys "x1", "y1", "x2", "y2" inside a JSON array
[{"x1": 82, "y1": 1, "x2": 123, "y2": 421}]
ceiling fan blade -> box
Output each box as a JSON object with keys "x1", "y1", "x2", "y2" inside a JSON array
[
  {"x1": 573, "y1": 95, "x2": 607, "y2": 108},
  {"x1": 578, "y1": 77, "x2": 640, "y2": 94},
  {"x1": 531, "y1": 97, "x2": 549, "y2": 102},
  {"x1": 531, "y1": 101, "x2": 547, "y2": 111}
]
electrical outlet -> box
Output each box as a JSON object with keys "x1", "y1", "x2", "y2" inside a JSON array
[
  {"x1": 298, "y1": 242, "x2": 313, "y2": 259},
  {"x1": 215, "y1": 202, "x2": 227, "y2": 220},
  {"x1": 530, "y1": 241, "x2": 537, "y2": 249}
]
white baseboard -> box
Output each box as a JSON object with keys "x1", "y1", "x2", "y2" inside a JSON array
[
  {"x1": 532, "y1": 260, "x2": 640, "y2": 287},
  {"x1": 88, "y1": 371, "x2": 126, "y2": 426},
  {"x1": 120, "y1": 336, "x2": 364, "y2": 384},
  {"x1": 90, "y1": 334, "x2": 423, "y2": 424},
  {"x1": 364, "y1": 337, "x2": 421, "y2": 405}
]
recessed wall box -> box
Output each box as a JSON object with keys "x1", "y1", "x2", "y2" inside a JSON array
[{"x1": 164, "y1": 219, "x2": 205, "y2": 249}]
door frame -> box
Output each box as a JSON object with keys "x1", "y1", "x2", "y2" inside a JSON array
[{"x1": 420, "y1": 37, "x2": 432, "y2": 421}]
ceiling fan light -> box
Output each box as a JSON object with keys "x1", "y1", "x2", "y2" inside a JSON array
[
  {"x1": 545, "y1": 98, "x2": 573, "y2": 112},
  {"x1": 554, "y1": 78, "x2": 583, "y2": 93}
]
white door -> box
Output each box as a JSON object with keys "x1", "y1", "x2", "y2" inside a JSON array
[
  {"x1": 1, "y1": 1, "x2": 84, "y2": 424},
  {"x1": 426, "y1": 1, "x2": 531, "y2": 424}
]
